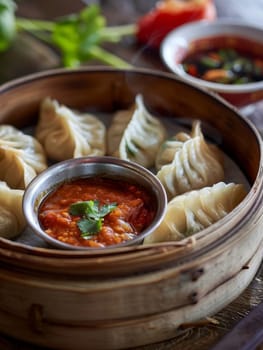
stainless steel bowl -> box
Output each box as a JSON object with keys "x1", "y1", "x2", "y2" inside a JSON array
[{"x1": 22, "y1": 156, "x2": 167, "y2": 250}]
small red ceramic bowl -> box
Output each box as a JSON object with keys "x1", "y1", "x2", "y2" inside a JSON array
[{"x1": 161, "y1": 19, "x2": 263, "y2": 107}]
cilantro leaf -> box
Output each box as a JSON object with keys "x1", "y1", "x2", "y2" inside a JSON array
[
  {"x1": 69, "y1": 200, "x2": 92, "y2": 216},
  {"x1": 99, "y1": 203, "x2": 118, "y2": 217},
  {"x1": 13, "y1": 3, "x2": 135, "y2": 68},
  {"x1": 51, "y1": 5, "x2": 106, "y2": 67},
  {"x1": 84, "y1": 200, "x2": 100, "y2": 219},
  {"x1": 77, "y1": 218, "x2": 102, "y2": 237},
  {"x1": 69, "y1": 199, "x2": 117, "y2": 238}
]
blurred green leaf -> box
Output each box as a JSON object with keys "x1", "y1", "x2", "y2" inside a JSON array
[
  {"x1": 52, "y1": 4, "x2": 106, "y2": 67},
  {"x1": 2, "y1": 2, "x2": 135, "y2": 68},
  {"x1": 0, "y1": 0, "x2": 16, "y2": 51}
]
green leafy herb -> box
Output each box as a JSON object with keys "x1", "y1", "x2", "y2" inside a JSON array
[
  {"x1": 69, "y1": 200, "x2": 117, "y2": 239},
  {"x1": 0, "y1": 0, "x2": 16, "y2": 51},
  {"x1": 77, "y1": 218, "x2": 102, "y2": 238},
  {"x1": 1, "y1": 1, "x2": 136, "y2": 68}
]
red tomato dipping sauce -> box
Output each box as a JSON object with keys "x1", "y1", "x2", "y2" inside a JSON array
[{"x1": 38, "y1": 177, "x2": 156, "y2": 248}]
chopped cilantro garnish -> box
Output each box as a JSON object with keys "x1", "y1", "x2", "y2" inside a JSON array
[{"x1": 69, "y1": 200, "x2": 117, "y2": 238}]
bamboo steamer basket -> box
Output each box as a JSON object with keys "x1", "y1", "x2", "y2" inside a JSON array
[{"x1": 0, "y1": 67, "x2": 262, "y2": 350}]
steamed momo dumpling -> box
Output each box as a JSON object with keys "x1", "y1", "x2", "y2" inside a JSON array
[
  {"x1": 0, "y1": 125, "x2": 47, "y2": 189},
  {"x1": 0, "y1": 181, "x2": 25, "y2": 239},
  {"x1": 35, "y1": 98, "x2": 106, "y2": 161},
  {"x1": 155, "y1": 120, "x2": 202, "y2": 171},
  {"x1": 157, "y1": 132, "x2": 224, "y2": 200},
  {"x1": 144, "y1": 182, "x2": 247, "y2": 244},
  {"x1": 107, "y1": 105, "x2": 135, "y2": 156},
  {"x1": 107, "y1": 94, "x2": 166, "y2": 168},
  {"x1": 155, "y1": 137, "x2": 183, "y2": 171}
]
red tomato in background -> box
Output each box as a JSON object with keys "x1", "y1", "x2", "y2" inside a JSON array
[{"x1": 136, "y1": 0, "x2": 217, "y2": 48}]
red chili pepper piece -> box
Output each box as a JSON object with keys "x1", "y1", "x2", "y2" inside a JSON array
[{"x1": 136, "y1": 0, "x2": 217, "y2": 49}]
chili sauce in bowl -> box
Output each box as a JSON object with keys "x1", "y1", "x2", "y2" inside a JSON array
[
  {"x1": 38, "y1": 177, "x2": 156, "y2": 248},
  {"x1": 182, "y1": 47, "x2": 263, "y2": 85},
  {"x1": 23, "y1": 156, "x2": 167, "y2": 250},
  {"x1": 161, "y1": 19, "x2": 263, "y2": 106}
]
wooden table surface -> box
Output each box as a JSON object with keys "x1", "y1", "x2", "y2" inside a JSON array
[{"x1": 0, "y1": 1, "x2": 263, "y2": 349}]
